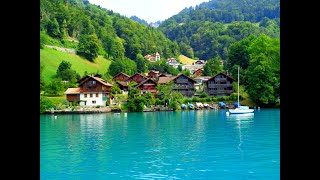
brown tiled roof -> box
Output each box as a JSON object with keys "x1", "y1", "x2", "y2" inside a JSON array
[
  {"x1": 117, "y1": 81, "x2": 128, "y2": 87},
  {"x1": 92, "y1": 76, "x2": 113, "y2": 86},
  {"x1": 135, "y1": 78, "x2": 157, "y2": 88},
  {"x1": 207, "y1": 72, "x2": 235, "y2": 81},
  {"x1": 157, "y1": 76, "x2": 176, "y2": 84},
  {"x1": 79, "y1": 76, "x2": 113, "y2": 87},
  {"x1": 128, "y1": 73, "x2": 147, "y2": 80},
  {"x1": 64, "y1": 87, "x2": 80, "y2": 94},
  {"x1": 113, "y1": 72, "x2": 130, "y2": 79}
]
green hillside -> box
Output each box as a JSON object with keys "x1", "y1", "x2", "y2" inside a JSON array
[{"x1": 40, "y1": 47, "x2": 111, "y2": 82}]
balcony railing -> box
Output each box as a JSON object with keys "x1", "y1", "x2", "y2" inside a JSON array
[
  {"x1": 208, "y1": 90, "x2": 233, "y2": 94},
  {"x1": 173, "y1": 85, "x2": 194, "y2": 89},
  {"x1": 175, "y1": 79, "x2": 189, "y2": 83},
  {"x1": 214, "y1": 78, "x2": 227, "y2": 82},
  {"x1": 208, "y1": 84, "x2": 233, "y2": 88}
]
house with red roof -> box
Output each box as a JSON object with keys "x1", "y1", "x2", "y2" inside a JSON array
[{"x1": 64, "y1": 74, "x2": 113, "y2": 106}]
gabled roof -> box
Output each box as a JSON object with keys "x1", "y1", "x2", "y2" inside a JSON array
[
  {"x1": 157, "y1": 76, "x2": 176, "y2": 84},
  {"x1": 206, "y1": 72, "x2": 235, "y2": 81},
  {"x1": 117, "y1": 81, "x2": 128, "y2": 87},
  {"x1": 113, "y1": 72, "x2": 130, "y2": 79},
  {"x1": 171, "y1": 74, "x2": 197, "y2": 83},
  {"x1": 64, "y1": 87, "x2": 80, "y2": 94},
  {"x1": 128, "y1": 73, "x2": 147, "y2": 80},
  {"x1": 158, "y1": 73, "x2": 172, "y2": 77},
  {"x1": 79, "y1": 76, "x2": 113, "y2": 87},
  {"x1": 149, "y1": 70, "x2": 159, "y2": 74},
  {"x1": 135, "y1": 78, "x2": 157, "y2": 88}
]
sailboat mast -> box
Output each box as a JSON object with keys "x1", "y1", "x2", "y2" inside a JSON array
[{"x1": 238, "y1": 66, "x2": 239, "y2": 106}]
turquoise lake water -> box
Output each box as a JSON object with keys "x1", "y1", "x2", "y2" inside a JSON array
[{"x1": 40, "y1": 109, "x2": 279, "y2": 179}]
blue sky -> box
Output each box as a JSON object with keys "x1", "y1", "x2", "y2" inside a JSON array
[{"x1": 88, "y1": 0, "x2": 209, "y2": 23}]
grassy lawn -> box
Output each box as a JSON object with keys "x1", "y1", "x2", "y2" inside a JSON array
[
  {"x1": 40, "y1": 47, "x2": 111, "y2": 82},
  {"x1": 178, "y1": 55, "x2": 196, "y2": 65},
  {"x1": 46, "y1": 95, "x2": 67, "y2": 107}
]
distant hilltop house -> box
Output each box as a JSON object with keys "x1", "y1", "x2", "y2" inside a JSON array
[
  {"x1": 144, "y1": 52, "x2": 160, "y2": 62},
  {"x1": 194, "y1": 60, "x2": 206, "y2": 64},
  {"x1": 167, "y1": 58, "x2": 180, "y2": 67},
  {"x1": 64, "y1": 74, "x2": 113, "y2": 106}
]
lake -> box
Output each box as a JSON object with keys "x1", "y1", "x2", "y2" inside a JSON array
[{"x1": 40, "y1": 109, "x2": 280, "y2": 179}]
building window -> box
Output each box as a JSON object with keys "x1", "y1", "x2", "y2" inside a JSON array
[
  {"x1": 92, "y1": 101, "x2": 96, "y2": 104},
  {"x1": 96, "y1": 93, "x2": 99, "y2": 97},
  {"x1": 84, "y1": 94, "x2": 87, "y2": 98},
  {"x1": 92, "y1": 81, "x2": 96, "y2": 84},
  {"x1": 90, "y1": 94, "x2": 93, "y2": 97}
]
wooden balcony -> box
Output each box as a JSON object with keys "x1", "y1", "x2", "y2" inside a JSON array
[
  {"x1": 208, "y1": 84, "x2": 233, "y2": 88},
  {"x1": 175, "y1": 79, "x2": 189, "y2": 83},
  {"x1": 173, "y1": 85, "x2": 194, "y2": 89},
  {"x1": 214, "y1": 78, "x2": 227, "y2": 82}
]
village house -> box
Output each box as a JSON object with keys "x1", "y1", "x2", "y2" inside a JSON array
[
  {"x1": 157, "y1": 74, "x2": 196, "y2": 97},
  {"x1": 135, "y1": 78, "x2": 157, "y2": 95},
  {"x1": 195, "y1": 60, "x2": 206, "y2": 64},
  {"x1": 113, "y1": 72, "x2": 130, "y2": 82},
  {"x1": 205, "y1": 72, "x2": 235, "y2": 96},
  {"x1": 128, "y1": 73, "x2": 148, "y2": 84},
  {"x1": 144, "y1": 52, "x2": 160, "y2": 62},
  {"x1": 116, "y1": 81, "x2": 129, "y2": 94},
  {"x1": 64, "y1": 75, "x2": 113, "y2": 106},
  {"x1": 147, "y1": 70, "x2": 160, "y2": 78},
  {"x1": 193, "y1": 76, "x2": 211, "y2": 91},
  {"x1": 193, "y1": 68, "x2": 204, "y2": 77},
  {"x1": 167, "y1": 58, "x2": 180, "y2": 67}
]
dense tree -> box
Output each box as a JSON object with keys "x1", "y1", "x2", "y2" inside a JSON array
[
  {"x1": 45, "y1": 79, "x2": 65, "y2": 96},
  {"x1": 203, "y1": 57, "x2": 223, "y2": 76},
  {"x1": 109, "y1": 37, "x2": 125, "y2": 60},
  {"x1": 135, "y1": 54, "x2": 148, "y2": 73},
  {"x1": 77, "y1": 33, "x2": 101, "y2": 61},
  {"x1": 47, "y1": 18, "x2": 61, "y2": 37},
  {"x1": 56, "y1": 60, "x2": 80, "y2": 83},
  {"x1": 108, "y1": 58, "x2": 137, "y2": 76},
  {"x1": 127, "y1": 95, "x2": 146, "y2": 112}
]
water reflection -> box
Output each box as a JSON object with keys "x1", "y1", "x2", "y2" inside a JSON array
[{"x1": 226, "y1": 113, "x2": 254, "y2": 159}]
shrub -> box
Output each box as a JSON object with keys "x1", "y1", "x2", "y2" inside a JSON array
[
  {"x1": 96, "y1": 105, "x2": 101, "y2": 108},
  {"x1": 199, "y1": 92, "x2": 209, "y2": 98},
  {"x1": 40, "y1": 96, "x2": 55, "y2": 113},
  {"x1": 169, "y1": 100, "x2": 180, "y2": 111},
  {"x1": 106, "y1": 101, "x2": 110, "y2": 106}
]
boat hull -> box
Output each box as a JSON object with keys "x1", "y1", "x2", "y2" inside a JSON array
[{"x1": 229, "y1": 109, "x2": 254, "y2": 114}]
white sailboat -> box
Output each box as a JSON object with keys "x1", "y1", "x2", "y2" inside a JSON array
[{"x1": 228, "y1": 66, "x2": 254, "y2": 114}]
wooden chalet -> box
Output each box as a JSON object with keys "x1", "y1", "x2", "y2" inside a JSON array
[
  {"x1": 116, "y1": 81, "x2": 129, "y2": 93},
  {"x1": 171, "y1": 74, "x2": 196, "y2": 97},
  {"x1": 128, "y1": 73, "x2": 148, "y2": 84},
  {"x1": 193, "y1": 68, "x2": 203, "y2": 77},
  {"x1": 65, "y1": 75, "x2": 113, "y2": 106},
  {"x1": 135, "y1": 78, "x2": 157, "y2": 95},
  {"x1": 205, "y1": 72, "x2": 235, "y2": 96},
  {"x1": 157, "y1": 74, "x2": 196, "y2": 97},
  {"x1": 147, "y1": 70, "x2": 160, "y2": 78},
  {"x1": 113, "y1": 72, "x2": 130, "y2": 82}
]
